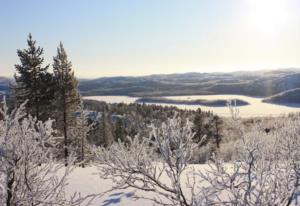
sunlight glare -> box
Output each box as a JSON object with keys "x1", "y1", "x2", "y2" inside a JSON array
[{"x1": 244, "y1": 0, "x2": 291, "y2": 34}]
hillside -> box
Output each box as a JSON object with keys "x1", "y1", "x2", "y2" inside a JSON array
[
  {"x1": 263, "y1": 88, "x2": 300, "y2": 105},
  {"x1": 0, "y1": 77, "x2": 11, "y2": 94},
  {"x1": 79, "y1": 69, "x2": 300, "y2": 97},
  {"x1": 2, "y1": 69, "x2": 300, "y2": 98}
]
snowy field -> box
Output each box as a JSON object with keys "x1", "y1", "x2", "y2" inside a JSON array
[
  {"x1": 66, "y1": 165, "x2": 300, "y2": 206},
  {"x1": 66, "y1": 164, "x2": 212, "y2": 206},
  {"x1": 66, "y1": 165, "x2": 155, "y2": 206}
]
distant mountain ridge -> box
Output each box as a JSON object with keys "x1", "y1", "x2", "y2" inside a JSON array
[
  {"x1": 2, "y1": 69, "x2": 300, "y2": 100},
  {"x1": 78, "y1": 69, "x2": 300, "y2": 98}
]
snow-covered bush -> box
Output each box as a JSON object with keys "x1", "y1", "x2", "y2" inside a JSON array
[
  {"x1": 96, "y1": 111, "x2": 300, "y2": 206},
  {"x1": 0, "y1": 99, "x2": 91, "y2": 205},
  {"x1": 195, "y1": 110, "x2": 300, "y2": 205},
  {"x1": 95, "y1": 115, "x2": 202, "y2": 206}
]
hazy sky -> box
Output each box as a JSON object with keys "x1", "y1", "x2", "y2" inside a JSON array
[{"x1": 1, "y1": 0, "x2": 300, "y2": 78}]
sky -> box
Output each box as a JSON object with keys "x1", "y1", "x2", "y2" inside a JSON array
[{"x1": 1, "y1": 0, "x2": 300, "y2": 78}]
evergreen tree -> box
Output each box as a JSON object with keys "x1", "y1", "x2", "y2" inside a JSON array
[
  {"x1": 100, "y1": 111, "x2": 114, "y2": 147},
  {"x1": 193, "y1": 109, "x2": 215, "y2": 146},
  {"x1": 71, "y1": 99, "x2": 93, "y2": 167},
  {"x1": 193, "y1": 109, "x2": 206, "y2": 144},
  {"x1": 12, "y1": 33, "x2": 54, "y2": 120},
  {"x1": 212, "y1": 115, "x2": 222, "y2": 149},
  {"x1": 115, "y1": 116, "x2": 125, "y2": 142},
  {"x1": 53, "y1": 42, "x2": 80, "y2": 165}
]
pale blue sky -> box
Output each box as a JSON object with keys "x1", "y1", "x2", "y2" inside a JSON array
[{"x1": 1, "y1": 0, "x2": 300, "y2": 78}]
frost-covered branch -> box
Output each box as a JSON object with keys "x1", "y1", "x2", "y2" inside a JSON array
[
  {"x1": 0, "y1": 99, "x2": 94, "y2": 205},
  {"x1": 95, "y1": 116, "x2": 200, "y2": 206},
  {"x1": 196, "y1": 117, "x2": 300, "y2": 205},
  {"x1": 95, "y1": 109, "x2": 300, "y2": 206}
]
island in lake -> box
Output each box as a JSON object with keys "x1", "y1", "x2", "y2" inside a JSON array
[{"x1": 136, "y1": 97, "x2": 249, "y2": 107}]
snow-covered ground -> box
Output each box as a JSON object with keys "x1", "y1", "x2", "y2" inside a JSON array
[
  {"x1": 66, "y1": 165, "x2": 153, "y2": 206},
  {"x1": 66, "y1": 164, "x2": 209, "y2": 206},
  {"x1": 66, "y1": 165, "x2": 300, "y2": 206}
]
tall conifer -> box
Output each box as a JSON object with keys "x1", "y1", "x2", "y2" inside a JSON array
[
  {"x1": 53, "y1": 42, "x2": 80, "y2": 165},
  {"x1": 12, "y1": 33, "x2": 53, "y2": 120}
]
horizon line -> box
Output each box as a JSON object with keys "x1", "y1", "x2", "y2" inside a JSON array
[{"x1": 2, "y1": 67, "x2": 300, "y2": 80}]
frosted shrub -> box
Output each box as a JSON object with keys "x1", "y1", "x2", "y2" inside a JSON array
[
  {"x1": 197, "y1": 117, "x2": 300, "y2": 205},
  {"x1": 96, "y1": 111, "x2": 300, "y2": 206},
  {"x1": 96, "y1": 116, "x2": 203, "y2": 206},
  {"x1": 0, "y1": 100, "x2": 91, "y2": 206}
]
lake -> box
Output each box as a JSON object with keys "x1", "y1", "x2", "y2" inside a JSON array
[{"x1": 84, "y1": 95, "x2": 300, "y2": 117}]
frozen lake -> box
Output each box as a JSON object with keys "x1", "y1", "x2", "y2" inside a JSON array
[{"x1": 84, "y1": 95, "x2": 300, "y2": 117}]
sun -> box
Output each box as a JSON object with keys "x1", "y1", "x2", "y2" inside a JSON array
[{"x1": 243, "y1": 0, "x2": 291, "y2": 34}]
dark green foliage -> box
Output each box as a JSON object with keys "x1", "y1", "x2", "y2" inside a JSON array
[
  {"x1": 95, "y1": 111, "x2": 114, "y2": 147},
  {"x1": 114, "y1": 116, "x2": 125, "y2": 142},
  {"x1": 193, "y1": 109, "x2": 213, "y2": 145},
  {"x1": 192, "y1": 109, "x2": 223, "y2": 154},
  {"x1": 84, "y1": 100, "x2": 204, "y2": 144},
  {"x1": 84, "y1": 100, "x2": 223, "y2": 164},
  {"x1": 212, "y1": 115, "x2": 222, "y2": 149},
  {"x1": 12, "y1": 34, "x2": 54, "y2": 120}
]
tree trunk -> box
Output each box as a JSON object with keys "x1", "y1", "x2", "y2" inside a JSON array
[
  {"x1": 33, "y1": 68, "x2": 40, "y2": 120},
  {"x1": 81, "y1": 136, "x2": 85, "y2": 168},
  {"x1": 6, "y1": 170, "x2": 14, "y2": 206},
  {"x1": 63, "y1": 108, "x2": 68, "y2": 166},
  {"x1": 63, "y1": 85, "x2": 68, "y2": 166}
]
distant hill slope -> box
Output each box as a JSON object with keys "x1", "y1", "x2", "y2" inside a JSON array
[
  {"x1": 262, "y1": 88, "x2": 300, "y2": 105},
  {"x1": 2, "y1": 69, "x2": 300, "y2": 98},
  {"x1": 0, "y1": 77, "x2": 11, "y2": 95},
  {"x1": 79, "y1": 69, "x2": 300, "y2": 97}
]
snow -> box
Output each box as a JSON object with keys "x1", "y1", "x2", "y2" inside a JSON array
[
  {"x1": 66, "y1": 164, "x2": 300, "y2": 206},
  {"x1": 66, "y1": 165, "x2": 153, "y2": 206},
  {"x1": 66, "y1": 164, "x2": 210, "y2": 206}
]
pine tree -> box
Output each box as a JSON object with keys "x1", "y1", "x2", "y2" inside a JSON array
[
  {"x1": 193, "y1": 109, "x2": 215, "y2": 146},
  {"x1": 193, "y1": 108, "x2": 206, "y2": 144},
  {"x1": 115, "y1": 116, "x2": 125, "y2": 142},
  {"x1": 53, "y1": 42, "x2": 81, "y2": 165},
  {"x1": 100, "y1": 111, "x2": 114, "y2": 147},
  {"x1": 12, "y1": 33, "x2": 54, "y2": 120},
  {"x1": 71, "y1": 99, "x2": 94, "y2": 167},
  {"x1": 212, "y1": 115, "x2": 222, "y2": 149}
]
